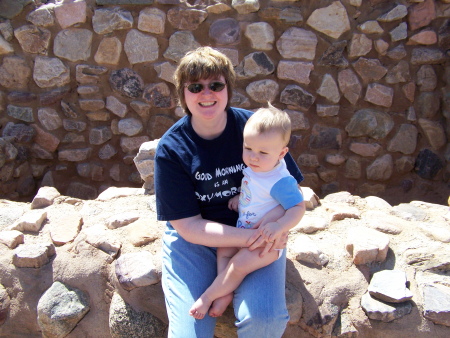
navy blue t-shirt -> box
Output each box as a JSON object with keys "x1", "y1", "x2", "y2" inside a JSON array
[{"x1": 154, "y1": 107, "x2": 304, "y2": 226}]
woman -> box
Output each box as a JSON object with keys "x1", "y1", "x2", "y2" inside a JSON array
[{"x1": 154, "y1": 47, "x2": 304, "y2": 338}]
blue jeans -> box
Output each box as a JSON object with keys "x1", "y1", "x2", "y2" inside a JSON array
[{"x1": 162, "y1": 223, "x2": 289, "y2": 338}]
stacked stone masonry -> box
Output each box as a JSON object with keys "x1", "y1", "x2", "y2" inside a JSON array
[
  {"x1": 0, "y1": 0, "x2": 449, "y2": 205},
  {"x1": 1, "y1": 187, "x2": 450, "y2": 337}
]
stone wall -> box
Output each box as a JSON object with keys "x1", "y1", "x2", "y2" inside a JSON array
[
  {"x1": 1, "y1": 187, "x2": 450, "y2": 337},
  {"x1": 0, "y1": 0, "x2": 449, "y2": 204}
]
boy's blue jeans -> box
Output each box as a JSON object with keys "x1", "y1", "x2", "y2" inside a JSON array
[{"x1": 162, "y1": 223, "x2": 289, "y2": 338}]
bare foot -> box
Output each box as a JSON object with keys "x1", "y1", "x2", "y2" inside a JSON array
[
  {"x1": 208, "y1": 293, "x2": 233, "y2": 317},
  {"x1": 189, "y1": 295, "x2": 212, "y2": 320}
]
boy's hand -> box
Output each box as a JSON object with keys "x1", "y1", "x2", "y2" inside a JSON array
[
  {"x1": 228, "y1": 195, "x2": 239, "y2": 212},
  {"x1": 258, "y1": 221, "x2": 282, "y2": 243}
]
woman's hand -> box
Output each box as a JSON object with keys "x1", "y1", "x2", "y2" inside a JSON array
[
  {"x1": 247, "y1": 229, "x2": 288, "y2": 257},
  {"x1": 245, "y1": 205, "x2": 288, "y2": 256}
]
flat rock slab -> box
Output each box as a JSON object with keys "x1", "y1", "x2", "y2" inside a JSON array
[
  {"x1": 361, "y1": 292, "x2": 412, "y2": 322},
  {"x1": 368, "y1": 270, "x2": 413, "y2": 303}
]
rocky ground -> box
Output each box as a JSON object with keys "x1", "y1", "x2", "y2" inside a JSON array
[{"x1": 0, "y1": 186, "x2": 449, "y2": 338}]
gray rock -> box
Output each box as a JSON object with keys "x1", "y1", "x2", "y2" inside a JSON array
[
  {"x1": 92, "y1": 7, "x2": 133, "y2": 35},
  {"x1": 138, "y1": 7, "x2": 166, "y2": 34},
  {"x1": 416, "y1": 65, "x2": 437, "y2": 91},
  {"x1": 30, "y1": 187, "x2": 61, "y2": 209},
  {"x1": 364, "y1": 83, "x2": 393, "y2": 108},
  {"x1": 390, "y1": 22, "x2": 408, "y2": 42},
  {"x1": 345, "y1": 109, "x2": 394, "y2": 140},
  {"x1": 13, "y1": 242, "x2": 54, "y2": 268},
  {"x1": 0, "y1": 19, "x2": 14, "y2": 41},
  {"x1": 236, "y1": 52, "x2": 275, "y2": 78},
  {"x1": 124, "y1": 29, "x2": 158, "y2": 65},
  {"x1": 58, "y1": 148, "x2": 91, "y2": 162},
  {"x1": 6, "y1": 105, "x2": 34, "y2": 122},
  {"x1": 353, "y1": 58, "x2": 387, "y2": 83},
  {"x1": 361, "y1": 292, "x2": 412, "y2": 322},
  {"x1": 246, "y1": 79, "x2": 279, "y2": 103},
  {"x1": 76, "y1": 64, "x2": 107, "y2": 84},
  {"x1": 387, "y1": 44, "x2": 407, "y2": 60},
  {"x1": 346, "y1": 226, "x2": 389, "y2": 265},
  {"x1": 348, "y1": 34, "x2": 372, "y2": 58},
  {"x1": 2, "y1": 122, "x2": 35, "y2": 143},
  {"x1": 422, "y1": 284, "x2": 450, "y2": 327},
  {"x1": 292, "y1": 234, "x2": 329, "y2": 267},
  {"x1": 232, "y1": 0, "x2": 260, "y2": 15},
  {"x1": 142, "y1": 82, "x2": 174, "y2": 108},
  {"x1": 366, "y1": 154, "x2": 393, "y2": 181},
  {"x1": 358, "y1": 20, "x2": 383, "y2": 34},
  {"x1": 418, "y1": 118, "x2": 446, "y2": 150},
  {"x1": 280, "y1": 85, "x2": 315, "y2": 111},
  {"x1": 411, "y1": 47, "x2": 446, "y2": 65},
  {"x1": 317, "y1": 74, "x2": 340, "y2": 103},
  {"x1": 26, "y1": 5, "x2": 55, "y2": 27},
  {"x1": 163, "y1": 31, "x2": 201, "y2": 62},
  {"x1": 120, "y1": 136, "x2": 150, "y2": 154},
  {"x1": 338, "y1": 68, "x2": 361, "y2": 105},
  {"x1": 417, "y1": 92, "x2": 441, "y2": 118},
  {"x1": 53, "y1": 28, "x2": 92, "y2": 62},
  {"x1": 37, "y1": 281, "x2": 90, "y2": 337},
  {"x1": 306, "y1": 1, "x2": 350, "y2": 39},
  {"x1": 244, "y1": 22, "x2": 274, "y2": 50},
  {"x1": 109, "y1": 292, "x2": 167, "y2": 337},
  {"x1": 392, "y1": 203, "x2": 428, "y2": 222},
  {"x1": 0, "y1": 283, "x2": 10, "y2": 326},
  {"x1": 0, "y1": 230, "x2": 24, "y2": 249},
  {"x1": 11, "y1": 209, "x2": 47, "y2": 232},
  {"x1": 89, "y1": 126, "x2": 112, "y2": 145},
  {"x1": 309, "y1": 125, "x2": 341, "y2": 150},
  {"x1": 209, "y1": 18, "x2": 240, "y2": 45},
  {"x1": 14, "y1": 25, "x2": 51, "y2": 54},
  {"x1": 109, "y1": 68, "x2": 144, "y2": 99},
  {"x1": 66, "y1": 182, "x2": 97, "y2": 200},
  {"x1": 106, "y1": 212, "x2": 140, "y2": 229},
  {"x1": 0, "y1": 56, "x2": 31, "y2": 89},
  {"x1": 368, "y1": 270, "x2": 413, "y2": 303},
  {"x1": 276, "y1": 27, "x2": 317, "y2": 60},
  {"x1": 54, "y1": 0, "x2": 87, "y2": 29},
  {"x1": 316, "y1": 104, "x2": 339, "y2": 117},
  {"x1": 386, "y1": 60, "x2": 410, "y2": 84},
  {"x1": 414, "y1": 148, "x2": 444, "y2": 180},
  {"x1": 277, "y1": 60, "x2": 314, "y2": 85},
  {"x1": 167, "y1": 7, "x2": 207, "y2": 31},
  {"x1": 286, "y1": 109, "x2": 309, "y2": 131},
  {"x1": 115, "y1": 252, "x2": 160, "y2": 290},
  {"x1": 318, "y1": 40, "x2": 348, "y2": 68},
  {"x1": 33, "y1": 56, "x2": 70, "y2": 89},
  {"x1": 378, "y1": 4, "x2": 407, "y2": 22}
]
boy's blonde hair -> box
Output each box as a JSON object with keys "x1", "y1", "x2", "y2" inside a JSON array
[
  {"x1": 245, "y1": 103, "x2": 291, "y2": 146},
  {"x1": 174, "y1": 46, "x2": 236, "y2": 116}
]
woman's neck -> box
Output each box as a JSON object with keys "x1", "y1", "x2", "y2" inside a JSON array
[{"x1": 191, "y1": 112, "x2": 227, "y2": 140}]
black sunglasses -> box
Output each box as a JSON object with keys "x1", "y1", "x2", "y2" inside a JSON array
[{"x1": 185, "y1": 81, "x2": 226, "y2": 94}]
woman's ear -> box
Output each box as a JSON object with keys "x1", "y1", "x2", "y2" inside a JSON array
[{"x1": 279, "y1": 146, "x2": 289, "y2": 159}]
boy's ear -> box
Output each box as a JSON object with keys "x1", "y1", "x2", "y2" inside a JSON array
[{"x1": 279, "y1": 146, "x2": 289, "y2": 159}]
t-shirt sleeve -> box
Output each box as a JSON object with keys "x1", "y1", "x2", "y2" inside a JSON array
[
  {"x1": 154, "y1": 146, "x2": 200, "y2": 221},
  {"x1": 270, "y1": 176, "x2": 304, "y2": 210}
]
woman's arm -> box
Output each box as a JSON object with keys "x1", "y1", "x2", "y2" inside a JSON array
[{"x1": 171, "y1": 215, "x2": 257, "y2": 248}]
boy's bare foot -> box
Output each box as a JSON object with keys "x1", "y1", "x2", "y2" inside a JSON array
[
  {"x1": 189, "y1": 295, "x2": 212, "y2": 320},
  {"x1": 208, "y1": 293, "x2": 233, "y2": 317}
]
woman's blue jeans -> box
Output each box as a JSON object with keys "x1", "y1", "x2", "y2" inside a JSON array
[{"x1": 162, "y1": 223, "x2": 289, "y2": 338}]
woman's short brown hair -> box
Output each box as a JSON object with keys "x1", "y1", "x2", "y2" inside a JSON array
[{"x1": 174, "y1": 47, "x2": 236, "y2": 116}]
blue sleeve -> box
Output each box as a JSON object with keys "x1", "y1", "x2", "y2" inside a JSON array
[{"x1": 270, "y1": 176, "x2": 304, "y2": 210}]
